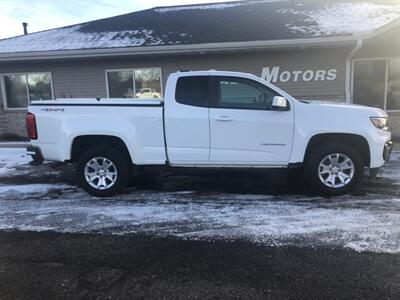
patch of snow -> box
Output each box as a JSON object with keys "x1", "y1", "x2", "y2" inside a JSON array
[
  {"x1": 155, "y1": 0, "x2": 282, "y2": 13},
  {"x1": 378, "y1": 152, "x2": 400, "y2": 183},
  {"x1": 0, "y1": 183, "x2": 71, "y2": 195},
  {"x1": 0, "y1": 148, "x2": 31, "y2": 175},
  {"x1": 279, "y1": 2, "x2": 400, "y2": 36},
  {"x1": 1, "y1": 184, "x2": 400, "y2": 253},
  {"x1": 155, "y1": 3, "x2": 242, "y2": 13},
  {"x1": 0, "y1": 26, "x2": 163, "y2": 54}
]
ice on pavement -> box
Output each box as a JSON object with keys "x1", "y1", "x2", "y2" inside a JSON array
[
  {"x1": 0, "y1": 183, "x2": 71, "y2": 195},
  {"x1": 0, "y1": 148, "x2": 400, "y2": 254},
  {"x1": 1, "y1": 189, "x2": 400, "y2": 253},
  {"x1": 0, "y1": 148, "x2": 32, "y2": 175}
]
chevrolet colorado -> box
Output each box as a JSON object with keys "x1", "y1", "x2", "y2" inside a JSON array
[{"x1": 26, "y1": 71, "x2": 392, "y2": 197}]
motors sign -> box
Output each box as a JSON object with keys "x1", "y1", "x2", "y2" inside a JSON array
[{"x1": 261, "y1": 67, "x2": 337, "y2": 83}]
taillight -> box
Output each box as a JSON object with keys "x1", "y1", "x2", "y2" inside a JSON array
[{"x1": 26, "y1": 112, "x2": 37, "y2": 140}]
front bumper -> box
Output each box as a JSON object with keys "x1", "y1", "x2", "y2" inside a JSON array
[{"x1": 383, "y1": 141, "x2": 393, "y2": 162}]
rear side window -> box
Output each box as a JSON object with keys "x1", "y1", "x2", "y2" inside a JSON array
[{"x1": 175, "y1": 76, "x2": 209, "y2": 107}]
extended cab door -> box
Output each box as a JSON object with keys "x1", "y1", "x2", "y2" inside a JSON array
[
  {"x1": 164, "y1": 75, "x2": 211, "y2": 164},
  {"x1": 209, "y1": 76, "x2": 294, "y2": 165}
]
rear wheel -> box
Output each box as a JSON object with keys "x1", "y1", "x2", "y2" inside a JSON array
[
  {"x1": 305, "y1": 141, "x2": 364, "y2": 195},
  {"x1": 77, "y1": 146, "x2": 130, "y2": 197}
]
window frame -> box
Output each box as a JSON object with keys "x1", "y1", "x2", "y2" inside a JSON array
[
  {"x1": 1, "y1": 72, "x2": 54, "y2": 111},
  {"x1": 351, "y1": 57, "x2": 400, "y2": 112},
  {"x1": 209, "y1": 76, "x2": 287, "y2": 111},
  {"x1": 105, "y1": 67, "x2": 163, "y2": 99}
]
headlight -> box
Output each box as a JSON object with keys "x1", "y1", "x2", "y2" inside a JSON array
[{"x1": 370, "y1": 117, "x2": 389, "y2": 131}]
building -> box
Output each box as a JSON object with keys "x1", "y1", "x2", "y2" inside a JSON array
[{"x1": 0, "y1": 0, "x2": 399, "y2": 139}]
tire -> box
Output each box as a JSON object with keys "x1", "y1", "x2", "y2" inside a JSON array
[
  {"x1": 304, "y1": 141, "x2": 364, "y2": 196},
  {"x1": 77, "y1": 146, "x2": 130, "y2": 197}
]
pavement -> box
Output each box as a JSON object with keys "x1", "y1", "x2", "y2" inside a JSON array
[
  {"x1": 1, "y1": 231, "x2": 400, "y2": 299},
  {"x1": 1, "y1": 147, "x2": 400, "y2": 298}
]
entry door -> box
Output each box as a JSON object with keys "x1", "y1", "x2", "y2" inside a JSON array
[
  {"x1": 164, "y1": 76, "x2": 210, "y2": 164},
  {"x1": 209, "y1": 77, "x2": 294, "y2": 165}
]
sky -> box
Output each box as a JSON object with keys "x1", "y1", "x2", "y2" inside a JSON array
[{"x1": 0, "y1": 0, "x2": 236, "y2": 39}]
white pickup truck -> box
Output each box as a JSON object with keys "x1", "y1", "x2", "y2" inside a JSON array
[{"x1": 26, "y1": 71, "x2": 393, "y2": 197}]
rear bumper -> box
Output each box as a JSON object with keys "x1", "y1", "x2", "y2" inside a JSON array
[{"x1": 26, "y1": 145, "x2": 44, "y2": 164}]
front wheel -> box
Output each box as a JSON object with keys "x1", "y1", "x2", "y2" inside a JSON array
[
  {"x1": 77, "y1": 146, "x2": 130, "y2": 197},
  {"x1": 305, "y1": 142, "x2": 364, "y2": 195}
]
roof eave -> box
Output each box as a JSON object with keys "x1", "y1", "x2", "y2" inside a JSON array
[{"x1": 0, "y1": 35, "x2": 358, "y2": 62}]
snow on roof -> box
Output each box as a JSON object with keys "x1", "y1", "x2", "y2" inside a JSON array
[
  {"x1": 279, "y1": 2, "x2": 400, "y2": 36},
  {"x1": 154, "y1": 0, "x2": 281, "y2": 13},
  {"x1": 0, "y1": 26, "x2": 165, "y2": 54},
  {"x1": 0, "y1": 0, "x2": 399, "y2": 55}
]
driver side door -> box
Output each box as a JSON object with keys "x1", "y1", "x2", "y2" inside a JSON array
[{"x1": 208, "y1": 76, "x2": 294, "y2": 165}]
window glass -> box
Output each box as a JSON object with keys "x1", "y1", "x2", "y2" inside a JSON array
[
  {"x1": 27, "y1": 73, "x2": 52, "y2": 101},
  {"x1": 175, "y1": 76, "x2": 209, "y2": 107},
  {"x1": 216, "y1": 77, "x2": 278, "y2": 110},
  {"x1": 387, "y1": 57, "x2": 400, "y2": 110},
  {"x1": 4, "y1": 75, "x2": 28, "y2": 108},
  {"x1": 107, "y1": 71, "x2": 134, "y2": 98},
  {"x1": 134, "y1": 68, "x2": 162, "y2": 99},
  {"x1": 353, "y1": 60, "x2": 386, "y2": 109}
]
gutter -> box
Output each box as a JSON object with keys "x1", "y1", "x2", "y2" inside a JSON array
[
  {"x1": 345, "y1": 39, "x2": 363, "y2": 104},
  {"x1": 0, "y1": 35, "x2": 357, "y2": 62}
]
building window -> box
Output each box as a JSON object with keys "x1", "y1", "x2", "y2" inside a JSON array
[
  {"x1": 353, "y1": 58, "x2": 400, "y2": 111},
  {"x1": 106, "y1": 68, "x2": 162, "y2": 99},
  {"x1": 1, "y1": 72, "x2": 53, "y2": 109}
]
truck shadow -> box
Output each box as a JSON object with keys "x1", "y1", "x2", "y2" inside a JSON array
[{"x1": 132, "y1": 167, "x2": 315, "y2": 196}]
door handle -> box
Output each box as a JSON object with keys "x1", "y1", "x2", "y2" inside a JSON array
[{"x1": 215, "y1": 115, "x2": 233, "y2": 121}]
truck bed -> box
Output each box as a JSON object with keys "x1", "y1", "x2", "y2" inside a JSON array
[{"x1": 29, "y1": 98, "x2": 166, "y2": 164}]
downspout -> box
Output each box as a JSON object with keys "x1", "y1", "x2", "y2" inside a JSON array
[{"x1": 345, "y1": 39, "x2": 363, "y2": 103}]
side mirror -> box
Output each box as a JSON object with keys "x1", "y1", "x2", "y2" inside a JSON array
[{"x1": 272, "y1": 96, "x2": 288, "y2": 110}]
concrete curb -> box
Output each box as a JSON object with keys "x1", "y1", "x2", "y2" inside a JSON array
[{"x1": 0, "y1": 142, "x2": 31, "y2": 149}]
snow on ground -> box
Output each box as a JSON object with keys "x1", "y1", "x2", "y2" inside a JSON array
[
  {"x1": 1, "y1": 189, "x2": 400, "y2": 253},
  {"x1": 279, "y1": 2, "x2": 400, "y2": 36},
  {"x1": 0, "y1": 148, "x2": 400, "y2": 253},
  {"x1": 0, "y1": 183, "x2": 71, "y2": 195},
  {"x1": 379, "y1": 151, "x2": 400, "y2": 183},
  {"x1": 0, "y1": 148, "x2": 32, "y2": 175}
]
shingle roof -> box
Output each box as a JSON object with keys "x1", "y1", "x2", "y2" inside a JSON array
[{"x1": 0, "y1": 0, "x2": 399, "y2": 54}]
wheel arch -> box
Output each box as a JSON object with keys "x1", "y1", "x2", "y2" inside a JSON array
[
  {"x1": 304, "y1": 133, "x2": 371, "y2": 167},
  {"x1": 70, "y1": 135, "x2": 133, "y2": 165}
]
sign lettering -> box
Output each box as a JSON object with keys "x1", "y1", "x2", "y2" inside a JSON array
[{"x1": 261, "y1": 67, "x2": 337, "y2": 83}]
